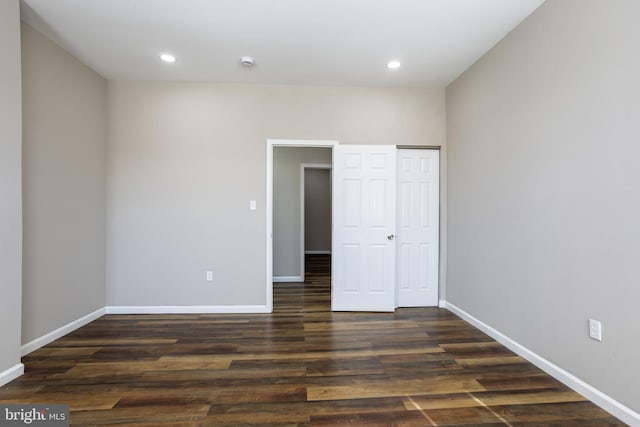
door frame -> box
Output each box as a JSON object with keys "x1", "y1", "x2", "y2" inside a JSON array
[
  {"x1": 266, "y1": 139, "x2": 338, "y2": 312},
  {"x1": 300, "y1": 163, "x2": 332, "y2": 283}
]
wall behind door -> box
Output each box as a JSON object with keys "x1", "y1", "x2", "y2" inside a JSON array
[
  {"x1": 304, "y1": 168, "x2": 331, "y2": 253},
  {"x1": 273, "y1": 147, "x2": 332, "y2": 279}
]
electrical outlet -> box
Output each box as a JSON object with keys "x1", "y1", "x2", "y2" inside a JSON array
[
  {"x1": 206, "y1": 271, "x2": 213, "y2": 282},
  {"x1": 589, "y1": 318, "x2": 602, "y2": 342}
]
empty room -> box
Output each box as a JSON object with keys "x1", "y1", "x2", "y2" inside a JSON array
[{"x1": 1, "y1": 0, "x2": 638, "y2": 425}]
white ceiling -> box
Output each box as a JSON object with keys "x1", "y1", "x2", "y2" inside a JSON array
[{"x1": 21, "y1": 0, "x2": 545, "y2": 87}]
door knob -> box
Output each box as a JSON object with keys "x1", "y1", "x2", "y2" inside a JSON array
[{"x1": 387, "y1": 234, "x2": 395, "y2": 240}]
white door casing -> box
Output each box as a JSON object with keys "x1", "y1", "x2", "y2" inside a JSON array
[
  {"x1": 332, "y1": 145, "x2": 397, "y2": 312},
  {"x1": 396, "y1": 149, "x2": 439, "y2": 307}
]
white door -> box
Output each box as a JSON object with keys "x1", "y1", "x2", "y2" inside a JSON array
[
  {"x1": 396, "y1": 149, "x2": 439, "y2": 307},
  {"x1": 332, "y1": 145, "x2": 396, "y2": 312}
]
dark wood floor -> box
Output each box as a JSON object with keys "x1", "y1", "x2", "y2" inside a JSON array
[{"x1": 0, "y1": 255, "x2": 625, "y2": 426}]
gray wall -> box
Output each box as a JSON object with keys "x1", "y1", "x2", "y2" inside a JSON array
[
  {"x1": 447, "y1": 0, "x2": 640, "y2": 413},
  {"x1": 273, "y1": 147, "x2": 332, "y2": 278},
  {"x1": 0, "y1": 0, "x2": 23, "y2": 377},
  {"x1": 107, "y1": 82, "x2": 445, "y2": 306},
  {"x1": 305, "y1": 168, "x2": 331, "y2": 253},
  {"x1": 21, "y1": 24, "x2": 107, "y2": 343}
]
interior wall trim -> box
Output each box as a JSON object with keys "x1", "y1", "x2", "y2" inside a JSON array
[
  {"x1": 445, "y1": 301, "x2": 640, "y2": 426},
  {"x1": 0, "y1": 363, "x2": 24, "y2": 387},
  {"x1": 21, "y1": 307, "x2": 106, "y2": 356},
  {"x1": 105, "y1": 305, "x2": 271, "y2": 314},
  {"x1": 272, "y1": 276, "x2": 304, "y2": 283}
]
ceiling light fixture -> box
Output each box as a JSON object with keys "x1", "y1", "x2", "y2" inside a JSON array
[
  {"x1": 240, "y1": 56, "x2": 255, "y2": 67},
  {"x1": 160, "y1": 53, "x2": 176, "y2": 63},
  {"x1": 387, "y1": 60, "x2": 401, "y2": 69}
]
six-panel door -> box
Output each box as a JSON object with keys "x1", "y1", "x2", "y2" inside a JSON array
[
  {"x1": 332, "y1": 145, "x2": 397, "y2": 311},
  {"x1": 396, "y1": 149, "x2": 440, "y2": 307}
]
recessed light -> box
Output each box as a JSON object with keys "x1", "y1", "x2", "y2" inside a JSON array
[
  {"x1": 160, "y1": 53, "x2": 176, "y2": 63},
  {"x1": 387, "y1": 60, "x2": 401, "y2": 69}
]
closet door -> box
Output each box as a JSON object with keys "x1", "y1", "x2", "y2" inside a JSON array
[
  {"x1": 332, "y1": 145, "x2": 396, "y2": 312},
  {"x1": 396, "y1": 149, "x2": 439, "y2": 307}
]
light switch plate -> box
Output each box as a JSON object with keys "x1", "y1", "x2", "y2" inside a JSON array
[{"x1": 249, "y1": 200, "x2": 257, "y2": 211}]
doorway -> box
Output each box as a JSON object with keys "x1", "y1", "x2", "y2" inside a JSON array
[
  {"x1": 267, "y1": 141, "x2": 439, "y2": 313},
  {"x1": 266, "y1": 140, "x2": 337, "y2": 312}
]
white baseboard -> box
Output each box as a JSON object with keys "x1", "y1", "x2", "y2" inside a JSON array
[
  {"x1": 106, "y1": 305, "x2": 270, "y2": 314},
  {"x1": 273, "y1": 276, "x2": 304, "y2": 283},
  {"x1": 304, "y1": 250, "x2": 331, "y2": 255},
  {"x1": 21, "y1": 307, "x2": 106, "y2": 356},
  {"x1": 0, "y1": 363, "x2": 24, "y2": 387},
  {"x1": 445, "y1": 301, "x2": 640, "y2": 426},
  {"x1": 438, "y1": 300, "x2": 447, "y2": 308}
]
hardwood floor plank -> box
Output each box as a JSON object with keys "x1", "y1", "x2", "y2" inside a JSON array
[
  {"x1": 208, "y1": 396, "x2": 407, "y2": 418},
  {"x1": 0, "y1": 394, "x2": 121, "y2": 411},
  {"x1": 53, "y1": 357, "x2": 232, "y2": 380},
  {"x1": 70, "y1": 404, "x2": 210, "y2": 426},
  {"x1": 307, "y1": 377, "x2": 486, "y2": 401},
  {"x1": 492, "y1": 400, "x2": 625, "y2": 424},
  {"x1": 28, "y1": 347, "x2": 102, "y2": 357},
  {"x1": 209, "y1": 385, "x2": 308, "y2": 404},
  {"x1": 310, "y1": 410, "x2": 438, "y2": 427},
  {"x1": 409, "y1": 405, "x2": 505, "y2": 426},
  {"x1": 402, "y1": 388, "x2": 586, "y2": 411},
  {"x1": 455, "y1": 355, "x2": 529, "y2": 367},
  {"x1": 49, "y1": 338, "x2": 178, "y2": 347},
  {"x1": 477, "y1": 373, "x2": 564, "y2": 392}
]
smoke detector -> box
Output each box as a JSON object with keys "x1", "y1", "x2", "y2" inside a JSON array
[{"x1": 240, "y1": 56, "x2": 255, "y2": 67}]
